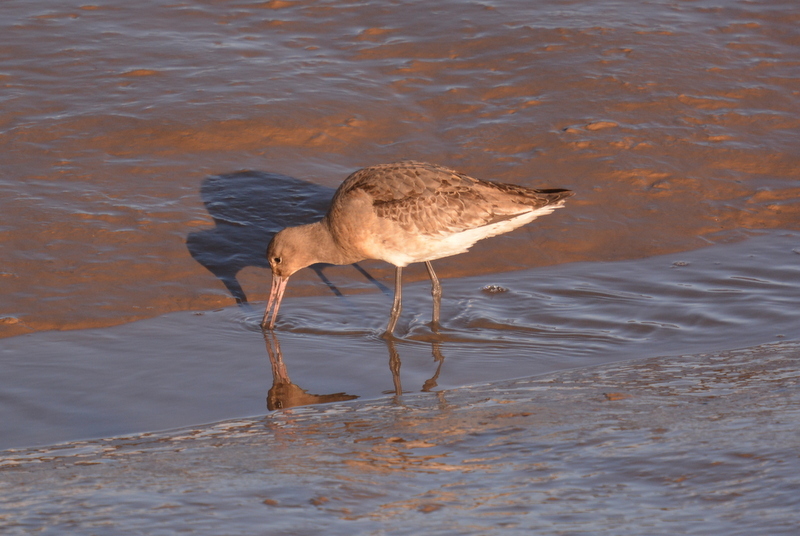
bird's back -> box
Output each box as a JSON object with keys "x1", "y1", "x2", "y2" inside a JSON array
[
  {"x1": 331, "y1": 161, "x2": 570, "y2": 233},
  {"x1": 325, "y1": 161, "x2": 572, "y2": 265}
]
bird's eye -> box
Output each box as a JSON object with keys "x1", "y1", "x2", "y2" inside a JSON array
[{"x1": 273, "y1": 257, "x2": 282, "y2": 264}]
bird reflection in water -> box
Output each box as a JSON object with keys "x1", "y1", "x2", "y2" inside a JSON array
[
  {"x1": 263, "y1": 332, "x2": 358, "y2": 410},
  {"x1": 263, "y1": 332, "x2": 447, "y2": 410},
  {"x1": 384, "y1": 338, "x2": 446, "y2": 397}
]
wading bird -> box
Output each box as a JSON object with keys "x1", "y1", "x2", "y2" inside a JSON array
[{"x1": 261, "y1": 161, "x2": 573, "y2": 336}]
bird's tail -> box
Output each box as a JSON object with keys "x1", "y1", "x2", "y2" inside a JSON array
[{"x1": 535, "y1": 188, "x2": 574, "y2": 205}]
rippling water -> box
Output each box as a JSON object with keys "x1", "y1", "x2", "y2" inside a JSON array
[
  {"x1": 1, "y1": 0, "x2": 799, "y2": 336},
  {"x1": 2, "y1": 230, "x2": 797, "y2": 449},
  {"x1": 2, "y1": 340, "x2": 799, "y2": 535}
]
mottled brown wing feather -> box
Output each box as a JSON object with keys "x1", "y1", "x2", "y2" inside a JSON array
[{"x1": 335, "y1": 161, "x2": 572, "y2": 236}]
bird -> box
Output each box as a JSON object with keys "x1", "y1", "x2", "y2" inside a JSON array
[{"x1": 261, "y1": 161, "x2": 573, "y2": 335}]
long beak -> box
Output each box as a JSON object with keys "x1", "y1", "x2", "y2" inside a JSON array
[{"x1": 261, "y1": 274, "x2": 289, "y2": 329}]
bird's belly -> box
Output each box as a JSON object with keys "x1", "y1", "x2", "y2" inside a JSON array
[
  {"x1": 346, "y1": 202, "x2": 562, "y2": 267},
  {"x1": 362, "y1": 215, "x2": 535, "y2": 267},
  {"x1": 366, "y1": 234, "x2": 473, "y2": 266}
]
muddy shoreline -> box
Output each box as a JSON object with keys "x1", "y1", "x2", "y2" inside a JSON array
[{"x1": 2, "y1": 0, "x2": 799, "y2": 338}]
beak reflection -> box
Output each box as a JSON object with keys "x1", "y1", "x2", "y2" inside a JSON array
[{"x1": 263, "y1": 331, "x2": 357, "y2": 410}]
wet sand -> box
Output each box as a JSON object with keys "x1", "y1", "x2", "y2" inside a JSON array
[
  {"x1": 1, "y1": 0, "x2": 799, "y2": 337},
  {"x1": 1, "y1": 0, "x2": 800, "y2": 532}
]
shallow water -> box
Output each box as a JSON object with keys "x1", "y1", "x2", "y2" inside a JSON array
[
  {"x1": 1, "y1": 230, "x2": 797, "y2": 449},
  {"x1": 2, "y1": 341, "x2": 799, "y2": 535}
]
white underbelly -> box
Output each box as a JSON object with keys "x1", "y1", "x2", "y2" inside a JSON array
[{"x1": 368, "y1": 204, "x2": 562, "y2": 267}]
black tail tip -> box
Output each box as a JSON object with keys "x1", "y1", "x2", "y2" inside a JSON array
[{"x1": 538, "y1": 188, "x2": 574, "y2": 202}]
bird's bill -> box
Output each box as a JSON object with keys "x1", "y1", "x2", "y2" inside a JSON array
[{"x1": 261, "y1": 275, "x2": 289, "y2": 329}]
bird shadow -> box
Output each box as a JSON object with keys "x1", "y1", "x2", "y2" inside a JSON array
[{"x1": 187, "y1": 169, "x2": 349, "y2": 304}]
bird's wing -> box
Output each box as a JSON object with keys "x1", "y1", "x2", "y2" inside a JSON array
[
  {"x1": 334, "y1": 161, "x2": 492, "y2": 236},
  {"x1": 335, "y1": 161, "x2": 558, "y2": 236}
]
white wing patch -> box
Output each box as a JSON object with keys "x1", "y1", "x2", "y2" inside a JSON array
[{"x1": 381, "y1": 201, "x2": 565, "y2": 266}]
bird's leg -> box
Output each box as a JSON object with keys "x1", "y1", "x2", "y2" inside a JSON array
[
  {"x1": 384, "y1": 266, "x2": 403, "y2": 336},
  {"x1": 425, "y1": 261, "x2": 442, "y2": 331}
]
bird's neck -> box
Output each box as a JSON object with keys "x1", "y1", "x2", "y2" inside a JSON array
[{"x1": 302, "y1": 221, "x2": 363, "y2": 266}]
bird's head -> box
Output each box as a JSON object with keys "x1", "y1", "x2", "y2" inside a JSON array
[
  {"x1": 261, "y1": 225, "x2": 320, "y2": 330},
  {"x1": 266, "y1": 226, "x2": 318, "y2": 278}
]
